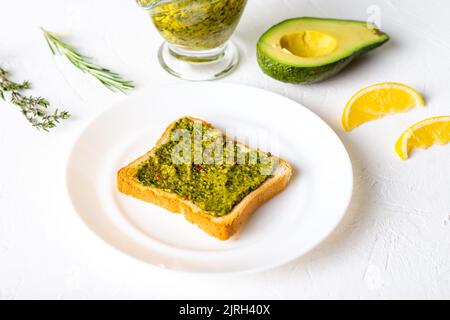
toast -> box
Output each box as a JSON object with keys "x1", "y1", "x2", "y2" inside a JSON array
[{"x1": 117, "y1": 117, "x2": 293, "y2": 240}]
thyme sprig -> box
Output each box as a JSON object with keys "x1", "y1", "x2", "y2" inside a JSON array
[
  {"x1": 0, "y1": 68, "x2": 70, "y2": 131},
  {"x1": 42, "y1": 28, "x2": 135, "y2": 93}
]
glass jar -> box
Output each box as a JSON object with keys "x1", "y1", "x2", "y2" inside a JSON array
[{"x1": 137, "y1": 0, "x2": 247, "y2": 80}]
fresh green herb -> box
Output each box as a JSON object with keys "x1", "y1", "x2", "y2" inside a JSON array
[
  {"x1": 42, "y1": 28, "x2": 135, "y2": 93},
  {"x1": 0, "y1": 67, "x2": 70, "y2": 131}
]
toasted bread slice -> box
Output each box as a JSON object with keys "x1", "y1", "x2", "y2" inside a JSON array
[{"x1": 117, "y1": 117, "x2": 293, "y2": 240}]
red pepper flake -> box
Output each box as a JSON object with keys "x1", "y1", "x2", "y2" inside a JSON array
[
  {"x1": 155, "y1": 173, "x2": 161, "y2": 180},
  {"x1": 194, "y1": 164, "x2": 203, "y2": 171},
  {"x1": 184, "y1": 195, "x2": 190, "y2": 200}
]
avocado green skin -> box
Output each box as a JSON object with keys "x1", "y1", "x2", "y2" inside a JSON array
[{"x1": 256, "y1": 18, "x2": 390, "y2": 84}]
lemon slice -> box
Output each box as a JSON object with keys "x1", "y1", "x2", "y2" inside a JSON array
[
  {"x1": 395, "y1": 116, "x2": 450, "y2": 160},
  {"x1": 342, "y1": 82, "x2": 425, "y2": 131}
]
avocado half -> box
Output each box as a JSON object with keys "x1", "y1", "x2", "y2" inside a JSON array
[{"x1": 257, "y1": 17, "x2": 390, "y2": 84}]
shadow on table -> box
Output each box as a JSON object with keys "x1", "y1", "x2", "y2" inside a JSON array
[{"x1": 248, "y1": 132, "x2": 375, "y2": 281}]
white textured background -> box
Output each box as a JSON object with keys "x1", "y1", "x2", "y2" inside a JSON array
[{"x1": 1, "y1": 0, "x2": 449, "y2": 299}]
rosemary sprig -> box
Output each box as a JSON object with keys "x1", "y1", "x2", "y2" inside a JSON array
[
  {"x1": 42, "y1": 28, "x2": 135, "y2": 93},
  {"x1": 0, "y1": 68, "x2": 70, "y2": 131}
]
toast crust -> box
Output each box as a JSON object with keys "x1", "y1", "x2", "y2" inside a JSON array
[{"x1": 117, "y1": 117, "x2": 293, "y2": 240}]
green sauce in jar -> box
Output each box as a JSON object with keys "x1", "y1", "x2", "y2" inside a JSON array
[{"x1": 141, "y1": 0, "x2": 247, "y2": 50}]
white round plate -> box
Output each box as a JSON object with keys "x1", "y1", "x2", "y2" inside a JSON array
[{"x1": 66, "y1": 83, "x2": 353, "y2": 274}]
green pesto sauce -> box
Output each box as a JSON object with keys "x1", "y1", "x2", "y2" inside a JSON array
[
  {"x1": 147, "y1": 0, "x2": 247, "y2": 50},
  {"x1": 135, "y1": 117, "x2": 275, "y2": 216}
]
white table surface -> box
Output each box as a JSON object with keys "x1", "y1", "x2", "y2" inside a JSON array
[{"x1": 1, "y1": 0, "x2": 449, "y2": 300}]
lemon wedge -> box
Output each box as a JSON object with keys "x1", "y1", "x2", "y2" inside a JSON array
[
  {"x1": 395, "y1": 116, "x2": 450, "y2": 160},
  {"x1": 342, "y1": 82, "x2": 425, "y2": 131}
]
